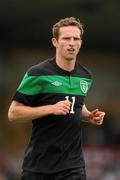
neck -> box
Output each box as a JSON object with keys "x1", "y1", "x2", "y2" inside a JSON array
[{"x1": 56, "y1": 56, "x2": 76, "y2": 72}]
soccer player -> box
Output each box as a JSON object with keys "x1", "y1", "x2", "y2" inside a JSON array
[{"x1": 8, "y1": 17, "x2": 105, "y2": 180}]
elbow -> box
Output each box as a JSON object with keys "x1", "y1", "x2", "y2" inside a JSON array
[
  {"x1": 8, "y1": 111, "x2": 13, "y2": 122},
  {"x1": 8, "y1": 110, "x2": 16, "y2": 122},
  {"x1": 8, "y1": 101, "x2": 21, "y2": 122}
]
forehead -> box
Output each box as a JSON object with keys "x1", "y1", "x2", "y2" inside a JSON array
[{"x1": 59, "y1": 26, "x2": 81, "y2": 37}]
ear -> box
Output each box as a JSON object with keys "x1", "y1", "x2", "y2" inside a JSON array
[{"x1": 52, "y1": 38, "x2": 58, "y2": 48}]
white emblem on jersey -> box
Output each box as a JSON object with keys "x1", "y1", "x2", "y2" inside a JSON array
[
  {"x1": 80, "y1": 80, "x2": 88, "y2": 94},
  {"x1": 51, "y1": 81, "x2": 62, "y2": 87}
]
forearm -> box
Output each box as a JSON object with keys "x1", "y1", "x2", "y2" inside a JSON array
[
  {"x1": 81, "y1": 104, "x2": 91, "y2": 121},
  {"x1": 8, "y1": 101, "x2": 54, "y2": 122}
]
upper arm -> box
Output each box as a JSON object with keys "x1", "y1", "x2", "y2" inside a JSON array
[{"x1": 9, "y1": 100, "x2": 25, "y2": 109}]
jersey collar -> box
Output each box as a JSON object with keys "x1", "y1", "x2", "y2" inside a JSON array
[{"x1": 51, "y1": 57, "x2": 77, "y2": 76}]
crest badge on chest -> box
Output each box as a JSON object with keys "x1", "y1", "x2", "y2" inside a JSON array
[{"x1": 80, "y1": 80, "x2": 88, "y2": 94}]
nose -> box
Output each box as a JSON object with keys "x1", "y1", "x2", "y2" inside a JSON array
[{"x1": 69, "y1": 38, "x2": 74, "y2": 45}]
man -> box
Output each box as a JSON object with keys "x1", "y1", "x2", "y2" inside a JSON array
[{"x1": 8, "y1": 17, "x2": 105, "y2": 180}]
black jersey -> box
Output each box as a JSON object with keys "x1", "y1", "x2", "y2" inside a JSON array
[{"x1": 13, "y1": 58, "x2": 93, "y2": 173}]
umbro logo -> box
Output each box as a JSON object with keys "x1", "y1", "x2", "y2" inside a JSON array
[{"x1": 51, "y1": 81, "x2": 62, "y2": 87}]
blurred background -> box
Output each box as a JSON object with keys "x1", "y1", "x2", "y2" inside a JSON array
[{"x1": 0, "y1": 0, "x2": 120, "y2": 179}]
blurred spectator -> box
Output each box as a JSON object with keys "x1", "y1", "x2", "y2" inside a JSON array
[
  {"x1": 102, "y1": 97, "x2": 120, "y2": 145},
  {"x1": 0, "y1": 152, "x2": 21, "y2": 180}
]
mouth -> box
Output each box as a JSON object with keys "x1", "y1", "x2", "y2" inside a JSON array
[{"x1": 67, "y1": 48, "x2": 75, "y2": 53}]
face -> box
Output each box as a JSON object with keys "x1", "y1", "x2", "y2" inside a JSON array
[{"x1": 52, "y1": 26, "x2": 82, "y2": 61}]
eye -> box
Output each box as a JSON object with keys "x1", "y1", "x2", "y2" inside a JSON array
[
  {"x1": 63, "y1": 37, "x2": 70, "y2": 40},
  {"x1": 74, "y1": 37, "x2": 80, "y2": 41}
]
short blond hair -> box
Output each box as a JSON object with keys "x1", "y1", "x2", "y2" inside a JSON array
[{"x1": 52, "y1": 17, "x2": 84, "y2": 39}]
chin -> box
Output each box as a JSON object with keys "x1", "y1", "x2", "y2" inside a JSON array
[{"x1": 66, "y1": 55, "x2": 76, "y2": 61}]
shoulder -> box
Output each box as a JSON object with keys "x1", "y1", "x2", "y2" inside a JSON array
[
  {"x1": 77, "y1": 61, "x2": 93, "y2": 79},
  {"x1": 27, "y1": 58, "x2": 53, "y2": 76}
]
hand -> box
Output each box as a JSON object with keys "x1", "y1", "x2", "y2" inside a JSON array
[
  {"x1": 52, "y1": 100, "x2": 71, "y2": 115},
  {"x1": 87, "y1": 109, "x2": 105, "y2": 125}
]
